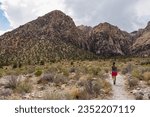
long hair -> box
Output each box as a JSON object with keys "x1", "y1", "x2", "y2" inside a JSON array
[{"x1": 113, "y1": 62, "x2": 115, "y2": 66}]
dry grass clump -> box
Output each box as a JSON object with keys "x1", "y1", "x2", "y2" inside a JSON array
[
  {"x1": 43, "y1": 91, "x2": 71, "y2": 100},
  {"x1": 15, "y1": 81, "x2": 32, "y2": 93},
  {"x1": 5, "y1": 75, "x2": 21, "y2": 89},
  {"x1": 5, "y1": 75, "x2": 33, "y2": 94},
  {"x1": 143, "y1": 72, "x2": 150, "y2": 81},
  {"x1": 76, "y1": 75, "x2": 111, "y2": 99},
  {"x1": 131, "y1": 69, "x2": 142, "y2": 80},
  {"x1": 38, "y1": 73, "x2": 68, "y2": 85},
  {"x1": 69, "y1": 86, "x2": 89, "y2": 100},
  {"x1": 43, "y1": 91, "x2": 63, "y2": 100},
  {"x1": 54, "y1": 74, "x2": 68, "y2": 85},
  {"x1": 147, "y1": 80, "x2": 150, "y2": 85}
]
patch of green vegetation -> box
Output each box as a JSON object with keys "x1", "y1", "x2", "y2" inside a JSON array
[{"x1": 34, "y1": 70, "x2": 43, "y2": 77}]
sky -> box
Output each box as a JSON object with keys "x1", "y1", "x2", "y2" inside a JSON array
[{"x1": 0, "y1": 0, "x2": 150, "y2": 35}]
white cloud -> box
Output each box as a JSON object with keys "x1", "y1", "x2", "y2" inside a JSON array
[
  {"x1": 1, "y1": 0, "x2": 66, "y2": 29},
  {"x1": 0, "y1": 0, "x2": 150, "y2": 33}
]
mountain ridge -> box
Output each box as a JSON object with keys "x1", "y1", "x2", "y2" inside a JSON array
[{"x1": 0, "y1": 10, "x2": 150, "y2": 66}]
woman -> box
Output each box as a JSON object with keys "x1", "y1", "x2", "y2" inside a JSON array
[{"x1": 112, "y1": 62, "x2": 118, "y2": 85}]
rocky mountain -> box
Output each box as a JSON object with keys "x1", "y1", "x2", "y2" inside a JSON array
[
  {"x1": 87, "y1": 22, "x2": 132, "y2": 56},
  {"x1": 0, "y1": 10, "x2": 149, "y2": 66},
  {"x1": 131, "y1": 21, "x2": 150, "y2": 56},
  {"x1": 0, "y1": 10, "x2": 96, "y2": 66}
]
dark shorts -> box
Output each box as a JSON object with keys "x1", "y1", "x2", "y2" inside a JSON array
[{"x1": 112, "y1": 71, "x2": 117, "y2": 76}]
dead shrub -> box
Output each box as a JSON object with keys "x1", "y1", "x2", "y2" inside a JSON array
[
  {"x1": 37, "y1": 73, "x2": 55, "y2": 84},
  {"x1": 5, "y1": 75, "x2": 20, "y2": 89},
  {"x1": 128, "y1": 77, "x2": 138, "y2": 88}
]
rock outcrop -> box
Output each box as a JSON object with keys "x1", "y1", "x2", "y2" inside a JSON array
[
  {"x1": 131, "y1": 21, "x2": 150, "y2": 56},
  {"x1": 87, "y1": 22, "x2": 132, "y2": 56}
]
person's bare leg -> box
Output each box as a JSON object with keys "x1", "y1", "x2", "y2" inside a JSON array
[
  {"x1": 112, "y1": 76, "x2": 115, "y2": 85},
  {"x1": 114, "y1": 76, "x2": 116, "y2": 85},
  {"x1": 112, "y1": 76, "x2": 116, "y2": 85}
]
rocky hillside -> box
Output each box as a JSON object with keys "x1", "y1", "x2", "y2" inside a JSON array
[
  {"x1": 87, "y1": 22, "x2": 132, "y2": 56},
  {"x1": 0, "y1": 10, "x2": 96, "y2": 66},
  {"x1": 131, "y1": 22, "x2": 150, "y2": 56},
  {"x1": 0, "y1": 10, "x2": 149, "y2": 66}
]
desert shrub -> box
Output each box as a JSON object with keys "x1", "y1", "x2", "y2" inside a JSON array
[
  {"x1": 131, "y1": 69, "x2": 143, "y2": 80},
  {"x1": 16, "y1": 81, "x2": 32, "y2": 93},
  {"x1": 101, "y1": 80, "x2": 112, "y2": 94},
  {"x1": 0, "y1": 88, "x2": 12, "y2": 97},
  {"x1": 40, "y1": 60, "x2": 45, "y2": 65},
  {"x1": 147, "y1": 80, "x2": 150, "y2": 85},
  {"x1": 62, "y1": 69, "x2": 69, "y2": 76},
  {"x1": 104, "y1": 68, "x2": 109, "y2": 73},
  {"x1": 0, "y1": 64, "x2": 3, "y2": 69},
  {"x1": 91, "y1": 80, "x2": 102, "y2": 95},
  {"x1": 77, "y1": 76, "x2": 111, "y2": 98},
  {"x1": 12, "y1": 62, "x2": 17, "y2": 69},
  {"x1": 70, "y1": 61, "x2": 74, "y2": 65},
  {"x1": 69, "y1": 86, "x2": 89, "y2": 100},
  {"x1": 0, "y1": 71, "x2": 3, "y2": 78},
  {"x1": 143, "y1": 72, "x2": 150, "y2": 81},
  {"x1": 69, "y1": 67, "x2": 76, "y2": 73},
  {"x1": 128, "y1": 77, "x2": 138, "y2": 88},
  {"x1": 34, "y1": 70, "x2": 42, "y2": 77},
  {"x1": 122, "y1": 63, "x2": 133, "y2": 74},
  {"x1": 43, "y1": 91, "x2": 62, "y2": 100},
  {"x1": 141, "y1": 67, "x2": 150, "y2": 74},
  {"x1": 54, "y1": 74, "x2": 67, "y2": 85},
  {"x1": 38, "y1": 73, "x2": 55, "y2": 84},
  {"x1": 121, "y1": 67, "x2": 128, "y2": 74},
  {"x1": 45, "y1": 66, "x2": 58, "y2": 73},
  {"x1": 25, "y1": 66, "x2": 35, "y2": 74},
  {"x1": 43, "y1": 91, "x2": 70, "y2": 100},
  {"x1": 5, "y1": 75, "x2": 20, "y2": 89},
  {"x1": 18, "y1": 62, "x2": 22, "y2": 68},
  {"x1": 88, "y1": 67, "x2": 101, "y2": 76},
  {"x1": 140, "y1": 59, "x2": 150, "y2": 65}
]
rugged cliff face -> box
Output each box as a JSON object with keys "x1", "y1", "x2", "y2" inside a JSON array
[
  {"x1": 131, "y1": 22, "x2": 150, "y2": 56},
  {"x1": 0, "y1": 10, "x2": 95, "y2": 65},
  {"x1": 87, "y1": 22, "x2": 132, "y2": 56}
]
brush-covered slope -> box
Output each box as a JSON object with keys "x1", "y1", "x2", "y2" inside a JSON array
[{"x1": 0, "y1": 10, "x2": 96, "y2": 66}]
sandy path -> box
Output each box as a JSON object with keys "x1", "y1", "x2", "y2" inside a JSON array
[{"x1": 107, "y1": 74, "x2": 134, "y2": 100}]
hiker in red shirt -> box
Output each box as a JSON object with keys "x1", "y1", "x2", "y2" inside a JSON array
[{"x1": 112, "y1": 62, "x2": 118, "y2": 85}]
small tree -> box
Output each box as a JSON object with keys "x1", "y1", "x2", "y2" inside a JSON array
[
  {"x1": 12, "y1": 62, "x2": 17, "y2": 69},
  {"x1": 40, "y1": 60, "x2": 45, "y2": 65}
]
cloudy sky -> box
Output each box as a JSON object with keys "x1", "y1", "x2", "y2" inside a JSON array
[{"x1": 0, "y1": 0, "x2": 150, "y2": 35}]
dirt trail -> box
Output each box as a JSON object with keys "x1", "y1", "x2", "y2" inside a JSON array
[{"x1": 107, "y1": 74, "x2": 135, "y2": 100}]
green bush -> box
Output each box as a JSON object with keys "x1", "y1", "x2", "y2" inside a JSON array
[{"x1": 34, "y1": 70, "x2": 42, "y2": 77}]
